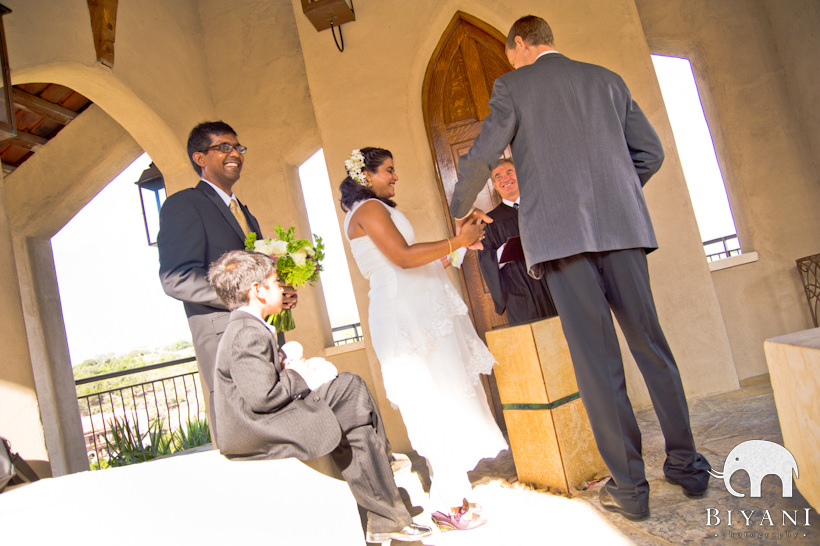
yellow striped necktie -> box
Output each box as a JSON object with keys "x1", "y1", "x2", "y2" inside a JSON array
[{"x1": 229, "y1": 198, "x2": 250, "y2": 235}]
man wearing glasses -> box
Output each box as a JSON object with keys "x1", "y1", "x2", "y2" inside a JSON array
[{"x1": 157, "y1": 121, "x2": 296, "y2": 442}]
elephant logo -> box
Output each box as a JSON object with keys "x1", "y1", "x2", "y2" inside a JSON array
[{"x1": 709, "y1": 440, "x2": 798, "y2": 498}]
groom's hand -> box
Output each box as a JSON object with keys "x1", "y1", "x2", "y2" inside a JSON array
[
  {"x1": 455, "y1": 208, "x2": 492, "y2": 250},
  {"x1": 280, "y1": 283, "x2": 298, "y2": 309}
]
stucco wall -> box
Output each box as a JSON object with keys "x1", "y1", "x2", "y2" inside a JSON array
[
  {"x1": 4, "y1": 105, "x2": 142, "y2": 475},
  {"x1": 290, "y1": 0, "x2": 738, "y2": 443},
  {"x1": 636, "y1": 0, "x2": 820, "y2": 379},
  {"x1": 0, "y1": 178, "x2": 50, "y2": 476},
  {"x1": 192, "y1": 0, "x2": 327, "y2": 354},
  {"x1": 763, "y1": 0, "x2": 820, "y2": 178}
]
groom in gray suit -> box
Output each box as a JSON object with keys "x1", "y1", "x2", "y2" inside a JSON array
[{"x1": 451, "y1": 16, "x2": 710, "y2": 520}]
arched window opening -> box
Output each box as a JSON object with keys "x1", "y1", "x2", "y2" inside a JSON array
[
  {"x1": 298, "y1": 149, "x2": 362, "y2": 345},
  {"x1": 651, "y1": 55, "x2": 740, "y2": 262}
]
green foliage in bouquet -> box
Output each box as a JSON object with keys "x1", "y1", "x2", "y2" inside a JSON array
[
  {"x1": 245, "y1": 226, "x2": 325, "y2": 332},
  {"x1": 272, "y1": 225, "x2": 325, "y2": 286}
]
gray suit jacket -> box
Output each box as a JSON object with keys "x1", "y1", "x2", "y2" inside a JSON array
[
  {"x1": 214, "y1": 311, "x2": 341, "y2": 461},
  {"x1": 451, "y1": 53, "x2": 665, "y2": 271},
  {"x1": 157, "y1": 181, "x2": 262, "y2": 392}
]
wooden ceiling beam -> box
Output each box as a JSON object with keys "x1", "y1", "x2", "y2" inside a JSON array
[
  {"x1": 87, "y1": 0, "x2": 117, "y2": 68},
  {"x1": 12, "y1": 88, "x2": 78, "y2": 125},
  {"x1": 3, "y1": 130, "x2": 48, "y2": 151}
]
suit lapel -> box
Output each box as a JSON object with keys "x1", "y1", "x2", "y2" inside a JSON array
[
  {"x1": 196, "y1": 181, "x2": 248, "y2": 242},
  {"x1": 236, "y1": 198, "x2": 262, "y2": 238}
]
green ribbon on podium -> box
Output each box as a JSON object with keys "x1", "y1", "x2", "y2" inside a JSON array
[{"x1": 502, "y1": 392, "x2": 580, "y2": 411}]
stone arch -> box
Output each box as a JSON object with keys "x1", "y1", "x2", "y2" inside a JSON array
[
  {"x1": 11, "y1": 62, "x2": 190, "y2": 200},
  {"x1": 4, "y1": 60, "x2": 192, "y2": 475}
]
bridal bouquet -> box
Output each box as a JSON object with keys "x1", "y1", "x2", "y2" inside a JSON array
[{"x1": 245, "y1": 226, "x2": 325, "y2": 332}]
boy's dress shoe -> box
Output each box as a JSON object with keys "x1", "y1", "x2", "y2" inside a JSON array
[{"x1": 366, "y1": 523, "x2": 433, "y2": 544}]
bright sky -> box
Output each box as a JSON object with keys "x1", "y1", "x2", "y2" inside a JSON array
[
  {"x1": 298, "y1": 150, "x2": 361, "y2": 328},
  {"x1": 651, "y1": 55, "x2": 737, "y2": 242},
  {"x1": 51, "y1": 153, "x2": 191, "y2": 365}
]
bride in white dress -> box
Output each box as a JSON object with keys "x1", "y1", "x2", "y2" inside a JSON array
[{"x1": 339, "y1": 147, "x2": 507, "y2": 532}]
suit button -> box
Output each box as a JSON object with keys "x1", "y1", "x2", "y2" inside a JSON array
[{"x1": 313, "y1": 396, "x2": 320, "y2": 402}]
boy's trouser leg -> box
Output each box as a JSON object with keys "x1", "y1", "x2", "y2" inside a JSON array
[{"x1": 317, "y1": 373, "x2": 412, "y2": 534}]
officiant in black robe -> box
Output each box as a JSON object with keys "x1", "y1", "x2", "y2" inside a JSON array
[{"x1": 477, "y1": 159, "x2": 557, "y2": 326}]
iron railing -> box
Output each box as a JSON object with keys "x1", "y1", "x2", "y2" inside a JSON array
[
  {"x1": 76, "y1": 357, "x2": 206, "y2": 464},
  {"x1": 332, "y1": 322, "x2": 363, "y2": 345},
  {"x1": 704, "y1": 234, "x2": 741, "y2": 262}
]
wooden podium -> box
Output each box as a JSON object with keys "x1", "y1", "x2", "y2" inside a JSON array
[{"x1": 486, "y1": 317, "x2": 606, "y2": 496}]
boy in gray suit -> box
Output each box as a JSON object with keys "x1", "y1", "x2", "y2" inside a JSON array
[{"x1": 208, "y1": 250, "x2": 430, "y2": 544}]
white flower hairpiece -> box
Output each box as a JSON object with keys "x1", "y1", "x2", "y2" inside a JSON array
[{"x1": 345, "y1": 149, "x2": 368, "y2": 187}]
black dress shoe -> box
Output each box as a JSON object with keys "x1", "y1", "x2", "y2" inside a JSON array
[
  {"x1": 665, "y1": 474, "x2": 708, "y2": 497},
  {"x1": 366, "y1": 523, "x2": 433, "y2": 543},
  {"x1": 664, "y1": 454, "x2": 711, "y2": 497},
  {"x1": 599, "y1": 487, "x2": 650, "y2": 521}
]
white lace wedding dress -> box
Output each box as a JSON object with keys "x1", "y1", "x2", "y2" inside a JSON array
[{"x1": 344, "y1": 199, "x2": 507, "y2": 506}]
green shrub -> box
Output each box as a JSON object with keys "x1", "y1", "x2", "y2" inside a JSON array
[
  {"x1": 171, "y1": 416, "x2": 211, "y2": 451},
  {"x1": 103, "y1": 416, "x2": 172, "y2": 467},
  {"x1": 97, "y1": 414, "x2": 209, "y2": 469}
]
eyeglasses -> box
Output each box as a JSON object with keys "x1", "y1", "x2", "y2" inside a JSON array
[{"x1": 199, "y1": 143, "x2": 247, "y2": 155}]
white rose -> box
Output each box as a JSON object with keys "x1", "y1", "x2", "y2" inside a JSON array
[
  {"x1": 255, "y1": 239, "x2": 288, "y2": 257},
  {"x1": 270, "y1": 240, "x2": 289, "y2": 257},
  {"x1": 253, "y1": 240, "x2": 272, "y2": 255},
  {"x1": 292, "y1": 249, "x2": 308, "y2": 267}
]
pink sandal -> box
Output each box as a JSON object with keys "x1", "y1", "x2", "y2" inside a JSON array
[{"x1": 431, "y1": 499, "x2": 487, "y2": 531}]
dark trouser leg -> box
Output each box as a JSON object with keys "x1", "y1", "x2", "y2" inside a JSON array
[
  {"x1": 190, "y1": 328, "x2": 218, "y2": 445},
  {"x1": 599, "y1": 249, "x2": 709, "y2": 483},
  {"x1": 544, "y1": 253, "x2": 649, "y2": 512},
  {"x1": 317, "y1": 373, "x2": 412, "y2": 534}
]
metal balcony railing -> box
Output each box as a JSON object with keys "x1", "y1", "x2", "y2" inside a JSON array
[
  {"x1": 332, "y1": 322, "x2": 363, "y2": 345},
  {"x1": 703, "y1": 234, "x2": 741, "y2": 262},
  {"x1": 76, "y1": 357, "x2": 207, "y2": 465}
]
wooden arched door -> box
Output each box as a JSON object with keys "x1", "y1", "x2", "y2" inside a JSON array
[
  {"x1": 422, "y1": 12, "x2": 512, "y2": 425},
  {"x1": 423, "y1": 12, "x2": 512, "y2": 338}
]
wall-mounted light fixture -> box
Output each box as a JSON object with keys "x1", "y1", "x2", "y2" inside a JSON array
[
  {"x1": 301, "y1": 0, "x2": 355, "y2": 52},
  {"x1": 0, "y1": 4, "x2": 16, "y2": 141},
  {"x1": 135, "y1": 162, "x2": 166, "y2": 246}
]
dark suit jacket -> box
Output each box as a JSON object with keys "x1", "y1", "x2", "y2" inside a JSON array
[
  {"x1": 477, "y1": 202, "x2": 557, "y2": 325},
  {"x1": 451, "y1": 53, "x2": 665, "y2": 272},
  {"x1": 157, "y1": 180, "x2": 262, "y2": 392},
  {"x1": 214, "y1": 311, "x2": 340, "y2": 461}
]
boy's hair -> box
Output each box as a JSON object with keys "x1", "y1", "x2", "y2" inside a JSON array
[
  {"x1": 208, "y1": 250, "x2": 277, "y2": 310},
  {"x1": 506, "y1": 15, "x2": 554, "y2": 50}
]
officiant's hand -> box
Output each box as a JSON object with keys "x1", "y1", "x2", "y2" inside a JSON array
[{"x1": 280, "y1": 283, "x2": 298, "y2": 309}]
